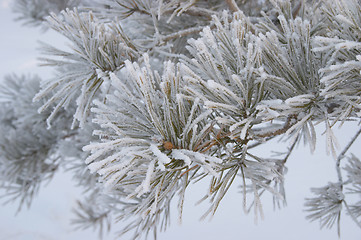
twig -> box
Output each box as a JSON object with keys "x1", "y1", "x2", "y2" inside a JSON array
[
  {"x1": 247, "y1": 136, "x2": 276, "y2": 149},
  {"x1": 282, "y1": 134, "x2": 299, "y2": 163},
  {"x1": 336, "y1": 126, "x2": 361, "y2": 185},
  {"x1": 161, "y1": 25, "x2": 207, "y2": 42},
  {"x1": 253, "y1": 114, "x2": 298, "y2": 139},
  {"x1": 179, "y1": 165, "x2": 199, "y2": 178},
  {"x1": 182, "y1": 7, "x2": 217, "y2": 19}
]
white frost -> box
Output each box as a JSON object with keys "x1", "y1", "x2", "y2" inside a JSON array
[{"x1": 150, "y1": 144, "x2": 171, "y2": 170}]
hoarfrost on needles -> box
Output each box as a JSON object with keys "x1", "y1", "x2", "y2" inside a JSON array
[{"x1": 3, "y1": 0, "x2": 361, "y2": 238}]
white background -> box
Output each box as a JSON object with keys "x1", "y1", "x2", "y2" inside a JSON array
[{"x1": 0, "y1": 0, "x2": 360, "y2": 239}]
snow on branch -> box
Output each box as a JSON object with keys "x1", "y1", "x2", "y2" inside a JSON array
[
  {"x1": 0, "y1": 74, "x2": 73, "y2": 210},
  {"x1": 305, "y1": 183, "x2": 344, "y2": 234},
  {"x1": 33, "y1": 9, "x2": 140, "y2": 128},
  {"x1": 12, "y1": 0, "x2": 81, "y2": 28},
  {"x1": 82, "y1": 54, "x2": 227, "y2": 236}
]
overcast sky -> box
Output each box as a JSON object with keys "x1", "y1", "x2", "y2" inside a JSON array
[{"x1": 0, "y1": 1, "x2": 360, "y2": 239}]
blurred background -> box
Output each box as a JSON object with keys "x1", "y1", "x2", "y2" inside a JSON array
[{"x1": 0, "y1": 0, "x2": 360, "y2": 239}]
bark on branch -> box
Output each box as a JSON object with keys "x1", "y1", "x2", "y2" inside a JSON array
[{"x1": 225, "y1": 0, "x2": 240, "y2": 12}]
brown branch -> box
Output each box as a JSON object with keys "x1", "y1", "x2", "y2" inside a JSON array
[
  {"x1": 161, "y1": 25, "x2": 207, "y2": 42},
  {"x1": 179, "y1": 165, "x2": 199, "y2": 178},
  {"x1": 192, "y1": 114, "x2": 299, "y2": 159},
  {"x1": 116, "y1": 3, "x2": 215, "y2": 20},
  {"x1": 182, "y1": 7, "x2": 217, "y2": 19},
  {"x1": 225, "y1": 0, "x2": 240, "y2": 13},
  {"x1": 195, "y1": 125, "x2": 230, "y2": 153},
  {"x1": 196, "y1": 115, "x2": 298, "y2": 154},
  {"x1": 253, "y1": 114, "x2": 298, "y2": 139},
  {"x1": 292, "y1": 1, "x2": 303, "y2": 19}
]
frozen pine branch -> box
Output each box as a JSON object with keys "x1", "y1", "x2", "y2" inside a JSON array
[
  {"x1": 1, "y1": 0, "x2": 361, "y2": 238},
  {"x1": 345, "y1": 155, "x2": 361, "y2": 189},
  {"x1": 72, "y1": 191, "x2": 112, "y2": 239},
  {"x1": 305, "y1": 182, "x2": 344, "y2": 234},
  {"x1": 313, "y1": 0, "x2": 361, "y2": 122},
  {"x1": 0, "y1": 74, "x2": 72, "y2": 210},
  {"x1": 344, "y1": 155, "x2": 361, "y2": 227},
  {"x1": 34, "y1": 9, "x2": 140, "y2": 127},
  {"x1": 12, "y1": 0, "x2": 82, "y2": 29}
]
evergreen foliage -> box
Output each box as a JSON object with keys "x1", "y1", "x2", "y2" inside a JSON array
[
  {"x1": 13, "y1": 0, "x2": 81, "y2": 28},
  {"x1": 2, "y1": 0, "x2": 361, "y2": 238}
]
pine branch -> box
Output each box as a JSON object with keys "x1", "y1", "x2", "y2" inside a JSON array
[{"x1": 4, "y1": 0, "x2": 361, "y2": 238}]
